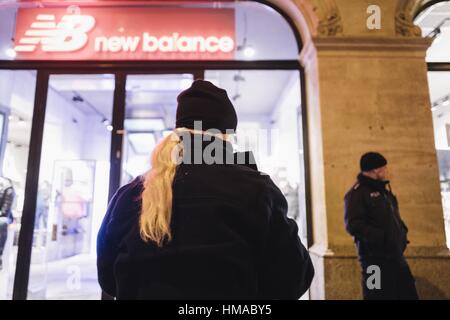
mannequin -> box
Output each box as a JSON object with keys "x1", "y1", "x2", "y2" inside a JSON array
[{"x1": 0, "y1": 176, "x2": 15, "y2": 270}]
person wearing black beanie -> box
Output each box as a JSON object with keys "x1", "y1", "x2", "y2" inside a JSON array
[
  {"x1": 344, "y1": 152, "x2": 418, "y2": 300},
  {"x1": 360, "y1": 152, "x2": 388, "y2": 173},
  {"x1": 97, "y1": 80, "x2": 314, "y2": 300},
  {"x1": 176, "y1": 80, "x2": 238, "y2": 134}
]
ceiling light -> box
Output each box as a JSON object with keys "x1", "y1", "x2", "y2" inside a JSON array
[
  {"x1": 124, "y1": 118, "x2": 166, "y2": 131},
  {"x1": 106, "y1": 125, "x2": 113, "y2": 132},
  {"x1": 5, "y1": 48, "x2": 16, "y2": 58},
  {"x1": 128, "y1": 133, "x2": 156, "y2": 154},
  {"x1": 443, "y1": 99, "x2": 450, "y2": 106},
  {"x1": 243, "y1": 46, "x2": 255, "y2": 58}
]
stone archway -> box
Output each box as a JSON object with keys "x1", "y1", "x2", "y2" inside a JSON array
[
  {"x1": 395, "y1": 0, "x2": 445, "y2": 36},
  {"x1": 266, "y1": 0, "x2": 344, "y2": 46},
  {"x1": 266, "y1": 0, "x2": 450, "y2": 300}
]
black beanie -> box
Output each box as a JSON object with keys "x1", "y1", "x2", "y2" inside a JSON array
[
  {"x1": 176, "y1": 80, "x2": 238, "y2": 133},
  {"x1": 360, "y1": 152, "x2": 388, "y2": 172}
]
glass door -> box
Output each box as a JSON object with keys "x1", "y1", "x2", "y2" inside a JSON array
[
  {"x1": 27, "y1": 74, "x2": 115, "y2": 299},
  {"x1": 19, "y1": 72, "x2": 195, "y2": 300}
]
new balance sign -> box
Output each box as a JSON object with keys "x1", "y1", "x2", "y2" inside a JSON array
[{"x1": 14, "y1": 7, "x2": 235, "y2": 60}]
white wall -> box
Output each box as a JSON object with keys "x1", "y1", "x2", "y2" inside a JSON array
[
  {"x1": 39, "y1": 87, "x2": 87, "y2": 183},
  {"x1": 269, "y1": 72, "x2": 302, "y2": 186},
  {"x1": 80, "y1": 114, "x2": 112, "y2": 255},
  {"x1": 41, "y1": 85, "x2": 113, "y2": 256},
  {"x1": 268, "y1": 71, "x2": 308, "y2": 245},
  {"x1": 82, "y1": 115, "x2": 111, "y2": 162}
]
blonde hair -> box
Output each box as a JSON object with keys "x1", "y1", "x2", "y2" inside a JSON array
[
  {"x1": 140, "y1": 131, "x2": 182, "y2": 246},
  {"x1": 139, "y1": 128, "x2": 231, "y2": 246}
]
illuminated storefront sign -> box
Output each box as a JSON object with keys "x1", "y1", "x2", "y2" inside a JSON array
[{"x1": 13, "y1": 7, "x2": 235, "y2": 60}]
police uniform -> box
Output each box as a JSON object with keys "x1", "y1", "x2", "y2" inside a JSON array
[{"x1": 344, "y1": 173, "x2": 418, "y2": 300}]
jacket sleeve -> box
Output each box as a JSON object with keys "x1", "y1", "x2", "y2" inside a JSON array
[
  {"x1": 393, "y1": 195, "x2": 409, "y2": 233},
  {"x1": 344, "y1": 190, "x2": 384, "y2": 245},
  {"x1": 257, "y1": 179, "x2": 314, "y2": 300},
  {"x1": 96, "y1": 180, "x2": 141, "y2": 298}
]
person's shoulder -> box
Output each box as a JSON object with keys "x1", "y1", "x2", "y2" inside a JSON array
[
  {"x1": 218, "y1": 164, "x2": 283, "y2": 199},
  {"x1": 228, "y1": 164, "x2": 275, "y2": 187},
  {"x1": 253, "y1": 173, "x2": 286, "y2": 204},
  {"x1": 113, "y1": 176, "x2": 144, "y2": 204},
  {"x1": 344, "y1": 181, "x2": 367, "y2": 200},
  {"x1": 232, "y1": 163, "x2": 264, "y2": 176},
  {"x1": 200, "y1": 161, "x2": 266, "y2": 183},
  {"x1": 106, "y1": 176, "x2": 143, "y2": 224}
]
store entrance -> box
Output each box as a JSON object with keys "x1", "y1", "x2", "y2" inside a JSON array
[
  {"x1": 1, "y1": 68, "x2": 307, "y2": 300},
  {"x1": 26, "y1": 73, "x2": 113, "y2": 299},
  {"x1": 24, "y1": 72, "x2": 195, "y2": 299}
]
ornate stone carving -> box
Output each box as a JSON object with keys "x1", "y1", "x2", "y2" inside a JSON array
[
  {"x1": 294, "y1": 0, "x2": 343, "y2": 36},
  {"x1": 313, "y1": 0, "x2": 343, "y2": 36},
  {"x1": 395, "y1": 0, "x2": 428, "y2": 37}
]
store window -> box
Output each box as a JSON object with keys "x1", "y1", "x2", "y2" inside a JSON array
[
  {"x1": 0, "y1": 1, "x2": 298, "y2": 61},
  {"x1": 120, "y1": 70, "x2": 307, "y2": 245},
  {"x1": 427, "y1": 71, "x2": 450, "y2": 249},
  {"x1": 205, "y1": 70, "x2": 307, "y2": 246},
  {"x1": 416, "y1": 1, "x2": 450, "y2": 248},
  {"x1": 415, "y1": 1, "x2": 450, "y2": 62},
  {"x1": 0, "y1": 1, "x2": 307, "y2": 300},
  {"x1": 0, "y1": 70, "x2": 37, "y2": 299}
]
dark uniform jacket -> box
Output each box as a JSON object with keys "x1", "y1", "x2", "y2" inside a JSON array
[
  {"x1": 344, "y1": 174, "x2": 409, "y2": 263},
  {"x1": 97, "y1": 135, "x2": 314, "y2": 300}
]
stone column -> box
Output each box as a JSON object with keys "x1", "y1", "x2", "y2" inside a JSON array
[{"x1": 298, "y1": 0, "x2": 450, "y2": 299}]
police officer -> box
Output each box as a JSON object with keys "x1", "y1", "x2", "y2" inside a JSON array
[{"x1": 344, "y1": 152, "x2": 418, "y2": 300}]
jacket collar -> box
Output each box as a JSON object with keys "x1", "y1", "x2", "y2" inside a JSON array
[
  {"x1": 178, "y1": 132, "x2": 235, "y2": 165},
  {"x1": 357, "y1": 173, "x2": 390, "y2": 193},
  {"x1": 176, "y1": 132, "x2": 258, "y2": 170}
]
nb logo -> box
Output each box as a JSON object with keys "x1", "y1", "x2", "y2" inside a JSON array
[{"x1": 15, "y1": 13, "x2": 95, "y2": 53}]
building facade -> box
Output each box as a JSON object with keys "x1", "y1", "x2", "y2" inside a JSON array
[
  {"x1": 290, "y1": 0, "x2": 450, "y2": 299},
  {"x1": 0, "y1": 0, "x2": 449, "y2": 300}
]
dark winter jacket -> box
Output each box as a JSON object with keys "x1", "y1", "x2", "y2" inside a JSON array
[
  {"x1": 344, "y1": 174, "x2": 409, "y2": 264},
  {"x1": 97, "y1": 135, "x2": 314, "y2": 300},
  {"x1": 0, "y1": 185, "x2": 15, "y2": 223}
]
